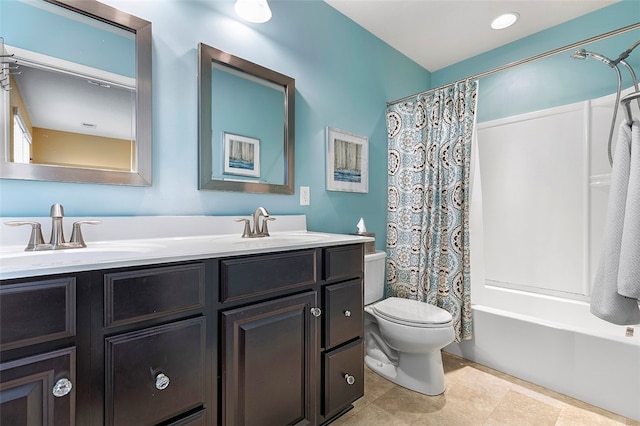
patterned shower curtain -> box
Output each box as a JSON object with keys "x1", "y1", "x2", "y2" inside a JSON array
[{"x1": 386, "y1": 80, "x2": 478, "y2": 342}]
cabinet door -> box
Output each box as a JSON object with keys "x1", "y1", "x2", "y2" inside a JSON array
[
  {"x1": 0, "y1": 347, "x2": 75, "y2": 426},
  {"x1": 222, "y1": 291, "x2": 318, "y2": 426}
]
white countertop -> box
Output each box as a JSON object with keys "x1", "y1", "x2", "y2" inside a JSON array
[{"x1": 0, "y1": 215, "x2": 374, "y2": 280}]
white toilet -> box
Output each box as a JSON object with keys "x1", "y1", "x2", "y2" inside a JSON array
[{"x1": 364, "y1": 250, "x2": 455, "y2": 396}]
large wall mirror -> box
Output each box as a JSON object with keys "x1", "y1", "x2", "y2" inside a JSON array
[
  {"x1": 198, "y1": 43, "x2": 295, "y2": 194},
  {"x1": 0, "y1": 0, "x2": 152, "y2": 185}
]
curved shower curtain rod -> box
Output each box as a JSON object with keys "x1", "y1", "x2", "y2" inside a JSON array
[{"x1": 387, "y1": 21, "x2": 640, "y2": 107}]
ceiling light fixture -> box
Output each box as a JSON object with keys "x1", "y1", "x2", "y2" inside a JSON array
[
  {"x1": 491, "y1": 12, "x2": 519, "y2": 30},
  {"x1": 234, "y1": 0, "x2": 272, "y2": 23}
]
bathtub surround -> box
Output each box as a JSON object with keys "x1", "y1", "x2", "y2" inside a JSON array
[
  {"x1": 385, "y1": 80, "x2": 478, "y2": 342},
  {"x1": 590, "y1": 121, "x2": 640, "y2": 325}
]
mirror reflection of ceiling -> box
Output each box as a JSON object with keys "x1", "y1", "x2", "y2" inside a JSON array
[
  {"x1": 3, "y1": 0, "x2": 135, "y2": 77},
  {"x1": 14, "y1": 64, "x2": 135, "y2": 140}
]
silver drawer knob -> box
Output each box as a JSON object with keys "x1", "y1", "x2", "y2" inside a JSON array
[
  {"x1": 344, "y1": 374, "x2": 355, "y2": 385},
  {"x1": 344, "y1": 310, "x2": 351, "y2": 317},
  {"x1": 310, "y1": 307, "x2": 322, "y2": 317},
  {"x1": 52, "y1": 377, "x2": 73, "y2": 397},
  {"x1": 155, "y1": 373, "x2": 170, "y2": 390}
]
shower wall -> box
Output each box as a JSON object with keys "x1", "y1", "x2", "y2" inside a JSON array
[{"x1": 476, "y1": 87, "x2": 637, "y2": 301}]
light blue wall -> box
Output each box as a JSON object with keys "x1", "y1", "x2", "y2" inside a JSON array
[
  {"x1": 0, "y1": 0, "x2": 430, "y2": 249},
  {"x1": 432, "y1": 1, "x2": 640, "y2": 123}
]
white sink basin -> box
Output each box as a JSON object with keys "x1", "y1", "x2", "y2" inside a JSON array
[{"x1": 0, "y1": 241, "x2": 165, "y2": 270}]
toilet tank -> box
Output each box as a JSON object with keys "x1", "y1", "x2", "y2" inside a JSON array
[{"x1": 364, "y1": 250, "x2": 386, "y2": 305}]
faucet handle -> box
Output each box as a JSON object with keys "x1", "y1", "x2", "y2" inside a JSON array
[
  {"x1": 69, "y1": 220, "x2": 101, "y2": 247},
  {"x1": 234, "y1": 218, "x2": 252, "y2": 238},
  {"x1": 5, "y1": 221, "x2": 45, "y2": 251},
  {"x1": 261, "y1": 217, "x2": 276, "y2": 236}
]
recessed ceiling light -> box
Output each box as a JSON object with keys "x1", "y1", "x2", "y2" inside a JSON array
[{"x1": 491, "y1": 12, "x2": 519, "y2": 30}]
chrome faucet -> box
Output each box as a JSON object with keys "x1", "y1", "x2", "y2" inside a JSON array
[
  {"x1": 235, "y1": 207, "x2": 275, "y2": 238},
  {"x1": 5, "y1": 203, "x2": 100, "y2": 251},
  {"x1": 49, "y1": 203, "x2": 66, "y2": 247}
]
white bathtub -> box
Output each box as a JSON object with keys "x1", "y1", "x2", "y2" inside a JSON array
[{"x1": 444, "y1": 285, "x2": 640, "y2": 422}]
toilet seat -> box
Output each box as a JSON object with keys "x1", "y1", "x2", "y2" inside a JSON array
[{"x1": 370, "y1": 297, "x2": 453, "y2": 328}]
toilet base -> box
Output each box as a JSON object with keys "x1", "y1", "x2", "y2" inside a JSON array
[{"x1": 365, "y1": 350, "x2": 447, "y2": 396}]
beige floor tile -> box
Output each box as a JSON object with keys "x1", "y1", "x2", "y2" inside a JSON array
[
  {"x1": 358, "y1": 365, "x2": 395, "y2": 406},
  {"x1": 411, "y1": 390, "x2": 488, "y2": 426},
  {"x1": 340, "y1": 352, "x2": 639, "y2": 426},
  {"x1": 484, "y1": 389, "x2": 561, "y2": 426},
  {"x1": 557, "y1": 404, "x2": 627, "y2": 426},
  {"x1": 456, "y1": 365, "x2": 513, "y2": 401},
  {"x1": 370, "y1": 383, "x2": 442, "y2": 424},
  {"x1": 331, "y1": 401, "x2": 410, "y2": 426},
  {"x1": 442, "y1": 352, "x2": 474, "y2": 384}
]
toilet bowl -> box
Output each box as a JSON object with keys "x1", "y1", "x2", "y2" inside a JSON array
[{"x1": 364, "y1": 251, "x2": 455, "y2": 395}]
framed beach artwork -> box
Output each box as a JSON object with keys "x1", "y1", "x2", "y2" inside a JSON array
[
  {"x1": 326, "y1": 127, "x2": 368, "y2": 193},
  {"x1": 223, "y1": 132, "x2": 261, "y2": 178}
]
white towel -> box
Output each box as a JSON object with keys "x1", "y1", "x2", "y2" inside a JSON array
[
  {"x1": 617, "y1": 121, "x2": 640, "y2": 298},
  {"x1": 590, "y1": 121, "x2": 640, "y2": 325}
]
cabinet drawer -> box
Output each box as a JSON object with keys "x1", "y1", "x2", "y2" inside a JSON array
[
  {"x1": 0, "y1": 277, "x2": 75, "y2": 351},
  {"x1": 105, "y1": 317, "x2": 206, "y2": 426},
  {"x1": 324, "y1": 245, "x2": 363, "y2": 282},
  {"x1": 166, "y1": 409, "x2": 206, "y2": 426},
  {"x1": 0, "y1": 347, "x2": 75, "y2": 425},
  {"x1": 104, "y1": 263, "x2": 205, "y2": 328},
  {"x1": 323, "y1": 339, "x2": 364, "y2": 418},
  {"x1": 324, "y1": 279, "x2": 363, "y2": 348},
  {"x1": 220, "y1": 250, "x2": 316, "y2": 303}
]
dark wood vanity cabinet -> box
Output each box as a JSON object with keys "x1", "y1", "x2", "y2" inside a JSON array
[
  {"x1": 218, "y1": 245, "x2": 365, "y2": 425},
  {"x1": 0, "y1": 274, "x2": 88, "y2": 426},
  {"x1": 0, "y1": 243, "x2": 365, "y2": 425},
  {"x1": 97, "y1": 263, "x2": 209, "y2": 426}
]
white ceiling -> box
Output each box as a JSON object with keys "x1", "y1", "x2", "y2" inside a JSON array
[{"x1": 324, "y1": 0, "x2": 619, "y2": 72}]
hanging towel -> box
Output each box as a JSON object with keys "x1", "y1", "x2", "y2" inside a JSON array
[
  {"x1": 590, "y1": 121, "x2": 640, "y2": 325},
  {"x1": 617, "y1": 121, "x2": 640, "y2": 299}
]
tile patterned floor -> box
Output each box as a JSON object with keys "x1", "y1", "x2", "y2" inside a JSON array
[{"x1": 332, "y1": 352, "x2": 640, "y2": 426}]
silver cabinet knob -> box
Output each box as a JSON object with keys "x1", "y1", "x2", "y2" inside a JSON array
[
  {"x1": 344, "y1": 310, "x2": 351, "y2": 317},
  {"x1": 344, "y1": 374, "x2": 355, "y2": 385},
  {"x1": 155, "y1": 373, "x2": 170, "y2": 390},
  {"x1": 52, "y1": 377, "x2": 73, "y2": 397},
  {"x1": 310, "y1": 307, "x2": 322, "y2": 317}
]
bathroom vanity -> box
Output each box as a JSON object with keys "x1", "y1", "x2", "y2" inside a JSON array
[{"x1": 0, "y1": 215, "x2": 370, "y2": 425}]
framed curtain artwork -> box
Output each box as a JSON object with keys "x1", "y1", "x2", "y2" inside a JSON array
[
  {"x1": 326, "y1": 127, "x2": 368, "y2": 193},
  {"x1": 223, "y1": 132, "x2": 260, "y2": 178}
]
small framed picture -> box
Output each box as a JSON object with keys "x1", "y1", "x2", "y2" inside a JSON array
[
  {"x1": 326, "y1": 127, "x2": 368, "y2": 193},
  {"x1": 223, "y1": 132, "x2": 260, "y2": 177}
]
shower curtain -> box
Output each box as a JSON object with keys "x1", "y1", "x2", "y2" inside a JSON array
[{"x1": 386, "y1": 80, "x2": 478, "y2": 342}]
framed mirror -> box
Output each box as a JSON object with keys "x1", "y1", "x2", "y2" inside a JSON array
[
  {"x1": 0, "y1": 0, "x2": 152, "y2": 185},
  {"x1": 198, "y1": 43, "x2": 295, "y2": 194}
]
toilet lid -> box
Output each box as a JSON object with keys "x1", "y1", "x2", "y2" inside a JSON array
[{"x1": 371, "y1": 297, "x2": 453, "y2": 327}]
